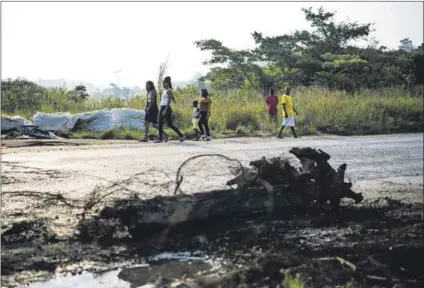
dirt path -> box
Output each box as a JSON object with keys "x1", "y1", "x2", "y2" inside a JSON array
[{"x1": 1, "y1": 134, "x2": 423, "y2": 287}]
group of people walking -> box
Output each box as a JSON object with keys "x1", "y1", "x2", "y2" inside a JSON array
[
  {"x1": 141, "y1": 76, "x2": 299, "y2": 143},
  {"x1": 140, "y1": 76, "x2": 212, "y2": 143}
]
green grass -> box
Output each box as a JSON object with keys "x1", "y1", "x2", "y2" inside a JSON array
[
  {"x1": 6, "y1": 86, "x2": 424, "y2": 139},
  {"x1": 281, "y1": 270, "x2": 305, "y2": 288},
  {"x1": 280, "y1": 270, "x2": 363, "y2": 288},
  {"x1": 161, "y1": 86, "x2": 423, "y2": 137}
]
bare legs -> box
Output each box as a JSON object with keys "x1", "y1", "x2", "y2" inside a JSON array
[
  {"x1": 277, "y1": 125, "x2": 298, "y2": 138},
  {"x1": 142, "y1": 122, "x2": 169, "y2": 142}
]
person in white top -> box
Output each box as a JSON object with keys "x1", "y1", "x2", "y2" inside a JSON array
[
  {"x1": 139, "y1": 81, "x2": 169, "y2": 142},
  {"x1": 192, "y1": 100, "x2": 201, "y2": 140},
  {"x1": 157, "y1": 76, "x2": 185, "y2": 143}
]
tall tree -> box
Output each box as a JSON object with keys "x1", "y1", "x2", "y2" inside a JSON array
[
  {"x1": 195, "y1": 6, "x2": 373, "y2": 92},
  {"x1": 70, "y1": 85, "x2": 89, "y2": 102},
  {"x1": 195, "y1": 6, "x2": 422, "y2": 93},
  {"x1": 399, "y1": 38, "x2": 414, "y2": 52},
  {"x1": 252, "y1": 6, "x2": 372, "y2": 88}
]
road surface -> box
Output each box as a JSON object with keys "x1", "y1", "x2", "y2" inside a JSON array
[{"x1": 2, "y1": 134, "x2": 423, "y2": 196}]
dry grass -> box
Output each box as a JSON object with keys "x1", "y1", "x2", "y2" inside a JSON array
[{"x1": 8, "y1": 86, "x2": 424, "y2": 139}]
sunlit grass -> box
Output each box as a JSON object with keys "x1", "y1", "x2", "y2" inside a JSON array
[{"x1": 8, "y1": 86, "x2": 424, "y2": 139}]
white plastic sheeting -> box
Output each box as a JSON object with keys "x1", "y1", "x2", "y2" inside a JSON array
[
  {"x1": 1, "y1": 115, "x2": 33, "y2": 132},
  {"x1": 33, "y1": 112, "x2": 73, "y2": 131},
  {"x1": 33, "y1": 108, "x2": 145, "y2": 131}
]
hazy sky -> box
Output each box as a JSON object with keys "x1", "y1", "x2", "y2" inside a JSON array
[{"x1": 2, "y1": 1, "x2": 423, "y2": 87}]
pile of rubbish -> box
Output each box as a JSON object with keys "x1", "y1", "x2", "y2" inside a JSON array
[
  {"x1": 82, "y1": 148, "x2": 364, "y2": 241},
  {"x1": 1, "y1": 115, "x2": 33, "y2": 132},
  {"x1": 1, "y1": 108, "x2": 145, "y2": 139},
  {"x1": 227, "y1": 147, "x2": 364, "y2": 209},
  {"x1": 0, "y1": 115, "x2": 55, "y2": 140}
]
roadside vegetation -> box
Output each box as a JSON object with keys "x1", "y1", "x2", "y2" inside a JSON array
[
  {"x1": 1, "y1": 6, "x2": 423, "y2": 139},
  {"x1": 3, "y1": 83, "x2": 423, "y2": 140}
]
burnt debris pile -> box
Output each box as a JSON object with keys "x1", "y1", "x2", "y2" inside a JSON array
[
  {"x1": 79, "y1": 147, "x2": 364, "y2": 242},
  {"x1": 227, "y1": 147, "x2": 363, "y2": 210}
]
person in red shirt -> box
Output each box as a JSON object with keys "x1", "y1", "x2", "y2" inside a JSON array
[{"x1": 265, "y1": 88, "x2": 279, "y2": 122}]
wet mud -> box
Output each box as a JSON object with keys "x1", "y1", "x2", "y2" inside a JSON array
[{"x1": 2, "y1": 196, "x2": 423, "y2": 288}]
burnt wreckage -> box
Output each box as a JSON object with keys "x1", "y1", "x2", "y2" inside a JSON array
[
  {"x1": 86, "y1": 147, "x2": 364, "y2": 241},
  {"x1": 227, "y1": 147, "x2": 363, "y2": 210}
]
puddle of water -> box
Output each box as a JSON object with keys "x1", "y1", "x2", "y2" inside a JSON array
[
  {"x1": 118, "y1": 259, "x2": 212, "y2": 287},
  {"x1": 25, "y1": 269, "x2": 131, "y2": 288},
  {"x1": 150, "y1": 251, "x2": 203, "y2": 262},
  {"x1": 24, "y1": 252, "x2": 224, "y2": 288}
]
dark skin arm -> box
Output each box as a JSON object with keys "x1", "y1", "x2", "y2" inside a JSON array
[
  {"x1": 170, "y1": 89, "x2": 176, "y2": 104},
  {"x1": 146, "y1": 90, "x2": 157, "y2": 111},
  {"x1": 144, "y1": 91, "x2": 149, "y2": 110},
  {"x1": 283, "y1": 105, "x2": 299, "y2": 116},
  {"x1": 283, "y1": 104, "x2": 289, "y2": 118},
  {"x1": 145, "y1": 93, "x2": 151, "y2": 111},
  {"x1": 163, "y1": 89, "x2": 174, "y2": 116}
]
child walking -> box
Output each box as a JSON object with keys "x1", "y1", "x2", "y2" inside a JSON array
[
  {"x1": 192, "y1": 100, "x2": 201, "y2": 141},
  {"x1": 198, "y1": 88, "x2": 212, "y2": 141}
]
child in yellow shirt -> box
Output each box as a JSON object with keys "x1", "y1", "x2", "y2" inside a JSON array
[{"x1": 198, "y1": 89, "x2": 212, "y2": 141}]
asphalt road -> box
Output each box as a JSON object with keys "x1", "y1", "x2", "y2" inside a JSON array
[{"x1": 2, "y1": 134, "x2": 423, "y2": 198}]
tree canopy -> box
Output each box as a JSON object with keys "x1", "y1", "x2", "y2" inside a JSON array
[{"x1": 195, "y1": 6, "x2": 424, "y2": 94}]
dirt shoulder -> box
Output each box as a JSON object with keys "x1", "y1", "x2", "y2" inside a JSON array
[
  {"x1": 1, "y1": 183, "x2": 422, "y2": 288},
  {"x1": 1, "y1": 133, "x2": 422, "y2": 152},
  {"x1": 1, "y1": 138, "x2": 136, "y2": 149}
]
